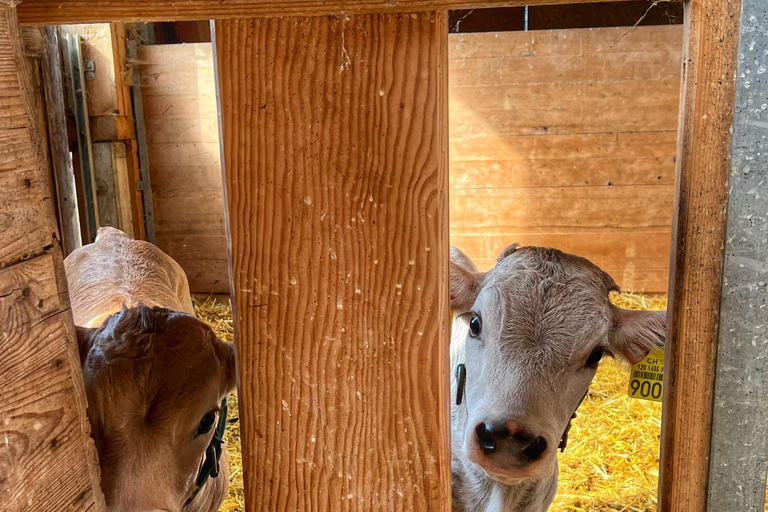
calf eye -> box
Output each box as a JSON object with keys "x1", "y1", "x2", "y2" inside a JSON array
[
  {"x1": 586, "y1": 350, "x2": 604, "y2": 367},
  {"x1": 197, "y1": 411, "x2": 217, "y2": 436},
  {"x1": 469, "y1": 314, "x2": 482, "y2": 338}
]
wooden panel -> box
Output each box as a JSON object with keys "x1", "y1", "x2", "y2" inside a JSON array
[
  {"x1": 92, "y1": 142, "x2": 119, "y2": 228},
  {"x1": 0, "y1": 252, "x2": 103, "y2": 512},
  {"x1": 450, "y1": 131, "x2": 677, "y2": 161},
  {"x1": 451, "y1": 185, "x2": 674, "y2": 229},
  {"x1": 215, "y1": 12, "x2": 450, "y2": 511},
  {"x1": 17, "y1": 0, "x2": 679, "y2": 25},
  {"x1": 42, "y1": 26, "x2": 81, "y2": 256},
  {"x1": 451, "y1": 228, "x2": 671, "y2": 291},
  {"x1": 448, "y1": 26, "x2": 681, "y2": 292},
  {"x1": 0, "y1": 2, "x2": 104, "y2": 511},
  {"x1": 138, "y1": 43, "x2": 227, "y2": 293},
  {"x1": 450, "y1": 157, "x2": 675, "y2": 188},
  {"x1": 659, "y1": 0, "x2": 742, "y2": 509},
  {"x1": 0, "y1": 7, "x2": 53, "y2": 268},
  {"x1": 89, "y1": 115, "x2": 136, "y2": 141}
]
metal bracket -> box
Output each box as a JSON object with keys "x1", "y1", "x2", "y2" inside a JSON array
[{"x1": 84, "y1": 59, "x2": 95, "y2": 81}]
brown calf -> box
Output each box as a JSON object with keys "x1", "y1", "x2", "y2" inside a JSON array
[{"x1": 65, "y1": 227, "x2": 236, "y2": 512}]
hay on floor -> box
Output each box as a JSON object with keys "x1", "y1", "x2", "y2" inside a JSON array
[{"x1": 193, "y1": 292, "x2": 666, "y2": 512}]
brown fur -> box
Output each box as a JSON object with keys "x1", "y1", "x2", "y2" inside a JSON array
[{"x1": 66, "y1": 227, "x2": 236, "y2": 512}]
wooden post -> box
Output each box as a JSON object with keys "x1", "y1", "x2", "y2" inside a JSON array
[
  {"x1": 214, "y1": 13, "x2": 450, "y2": 511},
  {"x1": 706, "y1": 3, "x2": 768, "y2": 511},
  {"x1": 0, "y1": 2, "x2": 104, "y2": 511},
  {"x1": 42, "y1": 26, "x2": 81, "y2": 256},
  {"x1": 659, "y1": 0, "x2": 742, "y2": 510}
]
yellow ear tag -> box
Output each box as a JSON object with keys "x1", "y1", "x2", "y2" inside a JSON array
[{"x1": 627, "y1": 348, "x2": 664, "y2": 402}]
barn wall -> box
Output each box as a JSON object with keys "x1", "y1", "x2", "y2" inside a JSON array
[
  {"x1": 138, "y1": 43, "x2": 229, "y2": 294},
  {"x1": 141, "y1": 25, "x2": 682, "y2": 294},
  {"x1": 449, "y1": 25, "x2": 683, "y2": 292}
]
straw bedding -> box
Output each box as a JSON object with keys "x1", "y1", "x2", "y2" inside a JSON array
[{"x1": 193, "y1": 293, "x2": 666, "y2": 512}]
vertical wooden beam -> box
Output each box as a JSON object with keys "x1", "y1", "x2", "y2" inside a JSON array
[
  {"x1": 0, "y1": 1, "x2": 104, "y2": 511},
  {"x1": 659, "y1": 0, "x2": 742, "y2": 509},
  {"x1": 42, "y1": 26, "x2": 81, "y2": 256},
  {"x1": 706, "y1": 4, "x2": 768, "y2": 511},
  {"x1": 214, "y1": 13, "x2": 450, "y2": 511}
]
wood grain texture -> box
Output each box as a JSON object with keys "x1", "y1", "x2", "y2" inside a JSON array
[
  {"x1": 42, "y1": 26, "x2": 81, "y2": 256},
  {"x1": 451, "y1": 228, "x2": 671, "y2": 292},
  {"x1": 0, "y1": 4, "x2": 103, "y2": 510},
  {"x1": 659, "y1": 0, "x2": 742, "y2": 510},
  {"x1": 449, "y1": 26, "x2": 681, "y2": 292},
  {"x1": 138, "y1": 43, "x2": 227, "y2": 293},
  {"x1": 16, "y1": 0, "x2": 677, "y2": 24},
  {"x1": 215, "y1": 13, "x2": 450, "y2": 511},
  {"x1": 0, "y1": 252, "x2": 104, "y2": 512},
  {"x1": 0, "y1": 3, "x2": 54, "y2": 268}
]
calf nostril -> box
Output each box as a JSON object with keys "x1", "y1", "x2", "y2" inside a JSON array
[
  {"x1": 475, "y1": 423, "x2": 496, "y2": 452},
  {"x1": 520, "y1": 436, "x2": 548, "y2": 461}
]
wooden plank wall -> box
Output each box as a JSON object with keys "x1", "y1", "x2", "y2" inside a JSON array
[
  {"x1": 215, "y1": 13, "x2": 451, "y2": 511},
  {"x1": 142, "y1": 25, "x2": 682, "y2": 294},
  {"x1": 449, "y1": 25, "x2": 683, "y2": 292},
  {"x1": 138, "y1": 43, "x2": 228, "y2": 293},
  {"x1": 0, "y1": 2, "x2": 104, "y2": 510}
]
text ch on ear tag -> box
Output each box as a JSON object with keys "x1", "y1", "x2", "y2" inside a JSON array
[{"x1": 455, "y1": 363, "x2": 466, "y2": 405}]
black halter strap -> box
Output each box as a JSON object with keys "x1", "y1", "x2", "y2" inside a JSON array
[
  {"x1": 183, "y1": 397, "x2": 228, "y2": 508},
  {"x1": 558, "y1": 389, "x2": 588, "y2": 452}
]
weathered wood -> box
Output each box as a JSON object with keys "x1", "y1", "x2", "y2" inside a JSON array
[
  {"x1": 89, "y1": 114, "x2": 136, "y2": 141},
  {"x1": 215, "y1": 13, "x2": 450, "y2": 510},
  {"x1": 127, "y1": 38, "x2": 156, "y2": 243},
  {"x1": 110, "y1": 141, "x2": 135, "y2": 238},
  {"x1": 17, "y1": 0, "x2": 680, "y2": 24},
  {"x1": 124, "y1": 138, "x2": 146, "y2": 240},
  {"x1": 0, "y1": 2, "x2": 104, "y2": 511},
  {"x1": 0, "y1": 252, "x2": 104, "y2": 512},
  {"x1": 42, "y1": 26, "x2": 81, "y2": 257},
  {"x1": 659, "y1": 0, "x2": 742, "y2": 509},
  {"x1": 706, "y1": 3, "x2": 768, "y2": 511},
  {"x1": 92, "y1": 142, "x2": 120, "y2": 228},
  {"x1": 0, "y1": 7, "x2": 54, "y2": 267}
]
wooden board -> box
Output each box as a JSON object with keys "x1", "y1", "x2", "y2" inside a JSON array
[
  {"x1": 451, "y1": 228, "x2": 671, "y2": 292},
  {"x1": 17, "y1": 0, "x2": 679, "y2": 25},
  {"x1": 92, "y1": 142, "x2": 120, "y2": 229},
  {"x1": 0, "y1": 2, "x2": 104, "y2": 511},
  {"x1": 41, "y1": 26, "x2": 81, "y2": 257},
  {"x1": 659, "y1": 0, "x2": 742, "y2": 510},
  {"x1": 0, "y1": 252, "x2": 103, "y2": 512},
  {"x1": 215, "y1": 12, "x2": 450, "y2": 511},
  {"x1": 138, "y1": 43, "x2": 227, "y2": 293},
  {"x1": 0, "y1": 8, "x2": 54, "y2": 268},
  {"x1": 449, "y1": 25, "x2": 682, "y2": 292}
]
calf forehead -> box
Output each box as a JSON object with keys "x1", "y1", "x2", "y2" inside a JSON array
[{"x1": 481, "y1": 249, "x2": 613, "y2": 350}]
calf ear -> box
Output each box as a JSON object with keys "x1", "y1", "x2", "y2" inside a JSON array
[
  {"x1": 75, "y1": 326, "x2": 98, "y2": 367},
  {"x1": 450, "y1": 261, "x2": 482, "y2": 312},
  {"x1": 214, "y1": 339, "x2": 238, "y2": 394},
  {"x1": 608, "y1": 307, "x2": 667, "y2": 364}
]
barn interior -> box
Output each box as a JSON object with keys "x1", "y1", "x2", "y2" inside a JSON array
[{"x1": 24, "y1": 3, "x2": 688, "y2": 510}]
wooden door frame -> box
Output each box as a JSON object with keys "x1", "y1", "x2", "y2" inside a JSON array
[{"x1": 11, "y1": 0, "x2": 752, "y2": 510}]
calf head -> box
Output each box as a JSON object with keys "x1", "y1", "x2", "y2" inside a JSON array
[
  {"x1": 450, "y1": 245, "x2": 665, "y2": 484},
  {"x1": 76, "y1": 305, "x2": 237, "y2": 512}
]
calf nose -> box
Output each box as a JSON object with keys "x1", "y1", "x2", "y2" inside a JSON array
[{"x1": 473, "y1": 421, "x2": 548, "y2": 466}]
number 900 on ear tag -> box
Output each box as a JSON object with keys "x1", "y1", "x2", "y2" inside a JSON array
[{"x1": 627, "y1": 348, "x2": 664, "y2": 402}]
